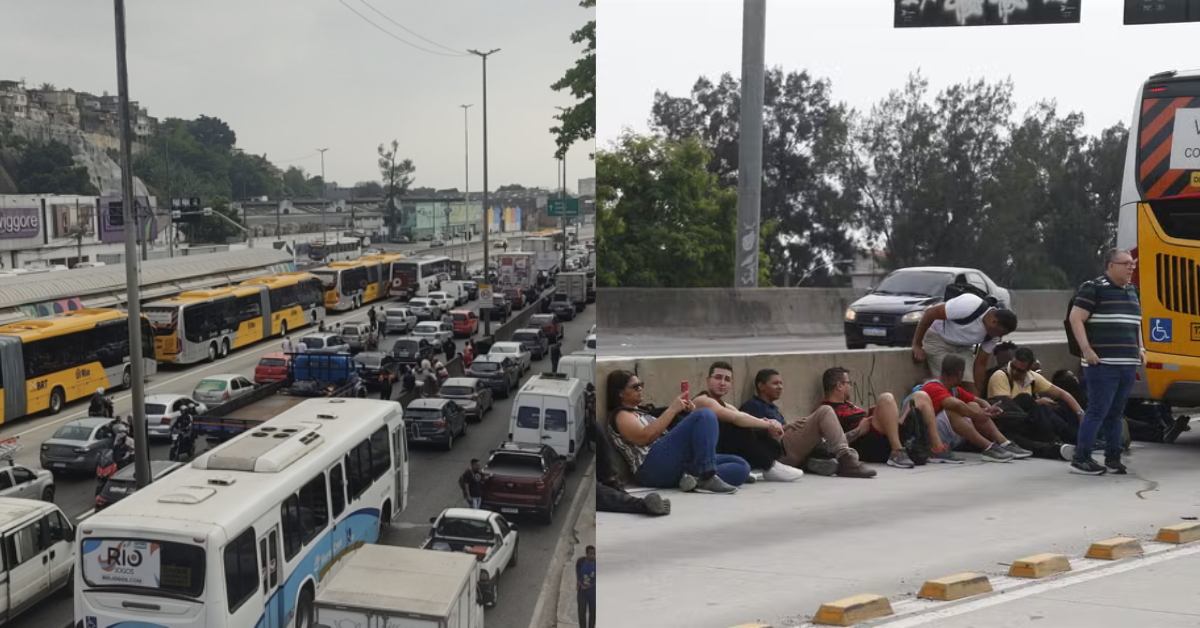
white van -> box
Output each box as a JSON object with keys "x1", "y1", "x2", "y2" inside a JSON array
[
  {"x1": 557, "y1": 353, "x2": 595, "y2": 389},
  {"x1": 0, "y1": 498, "x2": 75, "y2": 622},
  {"x1": 440, "y1": 281, "x2": 468, "y2": 306},
  {"x1": 509, "y1": 373, "x2": 588, "y2": 469}
]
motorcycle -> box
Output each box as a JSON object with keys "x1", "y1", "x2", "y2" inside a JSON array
[{"x1": 169, "y1": 408, "x2": 197, "y2": 462}]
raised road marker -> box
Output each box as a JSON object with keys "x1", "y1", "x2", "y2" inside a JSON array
[
  {"x1": 1085, "y1": 537, "x2": 1143, "y2": 560},
  {"x1": 1156, "y1": 522, "x2": 1200, "y2": 544},
  {"x1": 917, "y1": 571, "x2": 993, "y2": 601},
  {"x1": 813, "y1": 593, "x2": 893, "y2": 626},
  {"x1": 1007, "y1": 553, "x2": 1072, "y2": 578}
]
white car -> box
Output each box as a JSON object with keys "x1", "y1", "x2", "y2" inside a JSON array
[
  {"x1": 408, "y1": 298, "x2": 442, "y2": 322},
  {"x1": 144, "y1": 394, "x2": 208, "y2": 438},
  {"x1": 192, "y1": 374, "x2": 257, "y2": 405},
  {"x1": 421, "y1": 508, "x2": 519, "y2": 607},
  {"x1": 490, "y1": 341, "x2": 532, "y2": 373},
  {"x1": 413, "y1": 321, "x2": 454, "y2": 346},
  {"x1": 383, "y1": 306, "x2": 418, "y2": 335},
  {"x1": 427, "y1": 291, "x2": 457, "y2": 312},
  {"x1": 580, "y1": 333, "x2": 596, "y2": 355},
  {"x1": 0, "y1": 461, "x2": 55, "y2": 502}
]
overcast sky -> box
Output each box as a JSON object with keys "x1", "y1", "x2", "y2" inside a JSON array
[
  {"x1": 1, "y1": 0, "x2": 594, "y2": 193},
  {"x1": 599, "y1": 0, "x2": 1200, "y2": 147}
]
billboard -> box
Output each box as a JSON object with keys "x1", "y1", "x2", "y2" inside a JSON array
[
  {"x1": 51, "y1": 200, "x2": 95, "y2": 238},
  {"x1": 894, "y1": 0, "x2": 1082, "y2": 27},
  {"x1": 0, "y1": 207, "x2": 42, "y2": 240},
  {"x1": 488, "y1": 206, "x2": 522, "y2": 233},
  {"x1": 99, "y1": 196, "x2": 158, "y2": 244}
]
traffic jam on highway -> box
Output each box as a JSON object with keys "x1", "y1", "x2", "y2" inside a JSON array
[{"x1": 0, "y1": 231, "x2": 597, "y2": 628}]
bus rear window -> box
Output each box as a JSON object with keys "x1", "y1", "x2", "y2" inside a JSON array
[
  {"x1": 81, "y1": 538, "x2": 207, "y2": 597},
  {"x1": 1148, "y1": 198, "x2": 1200, "y2": 240}
]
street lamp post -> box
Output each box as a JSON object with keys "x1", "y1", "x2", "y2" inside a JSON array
[
  {"x1": 317, "y1": 148, "x2": 329, "y2": 245},
  {"x1": 469, "y1": 48, "x2": 500, "y2": 336},
  {"x1": 461, "y1": 104, "x2": 472, "y2": 271},
  {"x1": 554, "y1": 106, "x2": 570, "y2": 272},
  {"x1": 112, "y1": 0, "x2": 151, "y2": 489}
]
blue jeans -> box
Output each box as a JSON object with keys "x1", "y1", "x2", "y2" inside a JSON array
[
  {"x1": 635, "y1": 408, "x2": 751, "y2": 488},
  {"x1": 1076, "y1": 363, "x2": 1135, "y2": 462}
]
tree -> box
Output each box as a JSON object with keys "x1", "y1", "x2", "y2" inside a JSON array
[
  {"x1": 650, "y1": 68, "x2": 860, "y2": 286},
  {"x1": 16, "y1": 140, "x2": 99, "y2": 195},
  {"x1": 38, "y1": 82, "x2": 55, "y2": 92},
  {"x1": 498, "y1": 184, "x2": 527, "y2": 192},
  {"x1": 597, "y1": 132, "x2": 769, "y2": 287},
  {"x1": 354, "y1": 180, "x2": 384, "y2": 197},
  {"x1": 281, "y1": 166, "x2": 319, "y2": 198},
  {"x1": 188, "y1": 115, "x2": 237, "y2": 151},
  {"x1": 177, "y1": 197, "x2": 244, "y2": 244},
  {"x1": 550, "y1": 0, "x2": 595, "y2": 159},
  {"x1": 378, "y1": 140, "x2": 416, "y2": 238}
]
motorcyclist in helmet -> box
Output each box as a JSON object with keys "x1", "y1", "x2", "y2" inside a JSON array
[{"x1": 89, "y1": 387, "x2": 112, "y2": 417}]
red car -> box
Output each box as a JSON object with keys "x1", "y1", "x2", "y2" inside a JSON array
[
  {"x1": 528, "y1": 314, "x2": 563, "y2": 343},
  {"x1": 451, "y1": 309, "x2": 480, "y2": 338},
  {"x1": 254, "y1": 352, "x2": 290, "y2": 384},
  {"x1": 481, "y1": 441, "x2": 567, "y2": 523},
  {"x1": 502, "y1": 287, "x2": 526, "y2": 310}
]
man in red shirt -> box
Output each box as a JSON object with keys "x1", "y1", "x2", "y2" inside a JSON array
[{"x1": 909, "y1": 355, "x2": 1030, "y2": 463}]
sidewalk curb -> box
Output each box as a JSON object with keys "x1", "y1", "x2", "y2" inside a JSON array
[{"x1": 527, "y1": 459, "x2": 595, "y2": 628}]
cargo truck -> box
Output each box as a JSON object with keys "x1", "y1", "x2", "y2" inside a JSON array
[
  {"x1": 195, "y1": 353, "x2": 368, "y2": 440},
  {"x1": 494, "y1": 252, "x2": 536, "y2": 289},
  {"x1": 314, "y1": 545, "x2": 485, "y2": 628},
  {"x1": 555, "y1": 271, "x2": 587, "y2": 311}
]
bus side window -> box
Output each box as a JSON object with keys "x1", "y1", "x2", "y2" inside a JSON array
[{"x1": 329, "y1": 463, "x2": 346, "y2": 518}]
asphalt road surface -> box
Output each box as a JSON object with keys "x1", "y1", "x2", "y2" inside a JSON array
[
  {"x1": 601, "y1": 329, "x2": 1069, "y2": 358},
  {"x1": 6, "y1": 273, "x2": 596, "y2": 628}
]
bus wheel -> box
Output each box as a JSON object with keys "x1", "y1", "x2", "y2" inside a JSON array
[
  {"x1": 296, "y1": 586, "x2": 315, "y2": 628},
  {"x1": 121, "y1": 367, "x2": 132, "y2": 390},
  {"x1": 219, "y1": 339, "x2": 230, "y2": 359},
  {"x1": 207, "y1": 343, "x2": 217, "y2": 363},
  {"x1": 48, "y1": 388, "x2": 65, "y2": 415}
]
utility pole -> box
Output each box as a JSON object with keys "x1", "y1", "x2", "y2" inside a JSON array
[
  {"x1": 113, "y1": 0, "x2": 150, "y2": 489},
  {"x1": 165, "y1": 136, "x2": 172, "y2": 257},
  {"x1": 317, "y1": 148, "x2": 329, "y2": 245},
  {"x1": 735, "y1": 0, "x2": 765, "y2": 290},
  {"x1": 555, "y1": 105, "x2": 569, "y2": 271},
  {"x1": 469, "y1": 48, "x2": 499, "y2": 335},
  {"x1": 461, "y1": 104, "x2": 472, "y2": 271}
]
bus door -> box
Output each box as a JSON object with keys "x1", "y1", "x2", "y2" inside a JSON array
[
  {"x1": 392, "y1": 425, "x2": 408, "y2": 516},
  {"x1": 258, "y1": 526, "x2": 284, "y2": 628},
  {"x1": 0, "y1": 337, "x2": 22, "y2": 423}
]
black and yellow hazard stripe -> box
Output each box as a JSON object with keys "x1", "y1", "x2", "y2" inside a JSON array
[{"x1": 1139, "y1": 96, "x2": 1200, "y2": 199}]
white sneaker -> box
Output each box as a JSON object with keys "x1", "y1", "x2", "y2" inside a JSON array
[{"x1": 763, "y1": 462, "x2": 804, "y2": 482}]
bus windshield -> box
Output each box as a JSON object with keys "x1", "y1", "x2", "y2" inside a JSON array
[{"x1": 81, "y1": 538, "x2": 207, "y2": 597}]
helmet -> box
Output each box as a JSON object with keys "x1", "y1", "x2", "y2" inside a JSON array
[{"x1": 97, "y1": 387, "x2": 105, "y2": 395}]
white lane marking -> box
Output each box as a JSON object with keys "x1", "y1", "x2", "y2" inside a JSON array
[{"x1": 792, "y1": 541, "x2": 1200, "y2": 628}]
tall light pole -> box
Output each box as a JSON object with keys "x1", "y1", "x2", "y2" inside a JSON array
[
  {"x1": 735, "y1": 0, "x2": 766, "y2": 290},
  {"x1": 555, "y1": 106, "x2": 570, "y2": 271},
  {"x1": 112, "y1": 0, "x2": 150, "y2": 489},
  {"x1": 317, "y1": 148, "x2": 329, "y2": 245},
  {"x1": 461, "y1": 104, "x2": 473, "y2": 270},
  {"x1": 469, "y1": 48, "x2": 499, "y2": 335}
]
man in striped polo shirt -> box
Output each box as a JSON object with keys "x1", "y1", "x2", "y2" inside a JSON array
[{"x1": 1067, "y1": 249, "x2": 1144, "y2": 476}]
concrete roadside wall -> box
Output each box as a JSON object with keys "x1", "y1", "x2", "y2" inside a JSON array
[
  {"x1": 596, "y1": 341, "x2": 1078, "y2": 422},
  {"x1": 597, "y1": 287, "x2": 1073, "y2": 338}
]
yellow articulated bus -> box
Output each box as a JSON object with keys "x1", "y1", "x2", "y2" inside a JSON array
[
  {"x1": 310, "y1": 258, "x2": 392, "y2": 311},
  {"x1": 0, "y1": 309, "x2": 156, "y2": 419},
  {"x1": 145, "y1": 272, "x2": 326, "y2": 364},
  {"x1": 1118, "y1": 69, "x2": 1200, "y2": 406},
  {"x1": 361, "y1": 252, "x2": 405, "y2": 299}
]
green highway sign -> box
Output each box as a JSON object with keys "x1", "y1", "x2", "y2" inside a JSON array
[{"x1": 547, "y1": 198, "x2": 580, "y2": 217}]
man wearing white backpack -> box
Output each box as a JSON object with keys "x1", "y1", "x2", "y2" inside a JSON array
[{"x1": 912, "y1": 286, "x2": 1019, "y2": 395}]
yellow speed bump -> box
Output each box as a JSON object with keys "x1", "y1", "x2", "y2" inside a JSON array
[
  {"x1": 1156, "y1": 522, "x2": 1200, "y2": 544},
  {"x1": 813, "y1": 593, "x2": 893, "y2": 626},
  {"x1": 917, "y1": 572, "x2": 993, "y2": 601},
  {"x1": 1007, "y1": 553, "x2": 1072, "y2": 578},
  {"x1": 1085, "y1": 537, "x2": 1143, "y2": 560}
]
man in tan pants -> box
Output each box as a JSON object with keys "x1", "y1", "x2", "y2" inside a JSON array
[{"x1": 738, "y1": 368, "x2": 875, "y2": 479}]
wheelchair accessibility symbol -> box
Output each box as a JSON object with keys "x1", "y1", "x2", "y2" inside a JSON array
[{"x1": 1151, "y1": 318, "x2": 1172, "y2": 343}]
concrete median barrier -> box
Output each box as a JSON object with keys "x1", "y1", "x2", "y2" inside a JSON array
[
  {"x1": 597, "y1": 287, "x2": 1074, "y2": 338},
  {"x1": 597, "y1": 341, "x2": 1079, "y2": 424}
]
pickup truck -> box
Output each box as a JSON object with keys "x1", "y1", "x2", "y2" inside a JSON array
[
  {"x1": 481, "y1": 442, "x2": 567, "y2": 524},
  {"x1": 194, "y1": 353, "x2": 367, "y2": 440},
  {"x1": 422, "y1": 507, "x2": 520, "y2": 607}
]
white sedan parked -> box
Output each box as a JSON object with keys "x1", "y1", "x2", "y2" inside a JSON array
[
  {"x1": 144, "y1": 394, "x2": 209, "y2": 438},
  {"x1": 489, "y1": 341, "x2": 532, "y2": 373},
  {"x1": 413, "y1": 321, "x2": 454, "y2": 346}
]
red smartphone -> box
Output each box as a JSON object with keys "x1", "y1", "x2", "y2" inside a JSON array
[{"x1": 681, "y1": 381, "x2": 690, "y2": 401}]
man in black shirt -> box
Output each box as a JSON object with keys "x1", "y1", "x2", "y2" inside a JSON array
[
  {"x1": 576, "y1": 545, "x2": 596, "y2": 628},
  {"x1": 459, "y1": 459, "x2": 483, "y2": 508}
]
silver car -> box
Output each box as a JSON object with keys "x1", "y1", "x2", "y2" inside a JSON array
[
  {"x1": 144, "y1": 394, "x2": 208, "y2": 438},
  {"x1": 299, "y1": 332, "x2": 352, "y2": 355},
  {"x1": 193, "y1": 374, "x2": 257, "y2": 405},
  {"x1": 413, "y1": 321, "x2": 454, "y2": 346},
  {"x1": 490, "y1": 341, "x2": 532, "y2": 373},
  {"x1": 0, "y1": 461, "x2": 55, "y2": 502},
  {"x1": 510, "y1": 329, "x2": 550, "y2": 360},
  {"x1": 384, "y1": 307, "x2": 418, "y2": 335},
  {"x1": 438, "y1": 377, "x2": 494, "y2": 422},
  {"x1": 408, "y1": 298, "x2": 442, "y2": 322},
  {"x1": 40, "y1": 417, "x2": 115, "y2": 474},
  {"x1": 339, "y1": 323, "x2": 375, "y2": 353}
]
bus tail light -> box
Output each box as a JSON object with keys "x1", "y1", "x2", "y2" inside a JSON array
[{"x1": 1146, "y1": 362, "x2": 1180, "y2": 371}]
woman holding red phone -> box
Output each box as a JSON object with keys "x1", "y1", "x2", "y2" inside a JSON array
[{"x1": 607, "y1": 370, "x2": 748, "y2": 494}]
